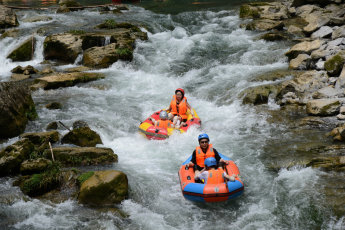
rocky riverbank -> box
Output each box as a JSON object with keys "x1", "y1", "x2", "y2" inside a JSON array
[
  {"x1": 239, "y1": 0, "x2": 345, "y2": 216},
  {"x1": 0, "y1": 0, "x2": 147, "y2": 209}
]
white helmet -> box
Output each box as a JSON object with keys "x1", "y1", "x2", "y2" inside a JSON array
[{"x1": 159, "y1": 110, "x2": 168, "y2": 120}]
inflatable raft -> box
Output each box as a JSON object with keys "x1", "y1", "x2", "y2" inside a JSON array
[
  {"x1": 178, "y1": 153, "x2": 244, "y2": 202},
  {"x1": 138, "y1": 109, "x2": 201, "y2": 140}
]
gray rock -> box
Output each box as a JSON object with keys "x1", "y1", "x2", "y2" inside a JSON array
[
  {"x1": 335, "y1": 64, "x2": 345, "y2": 89},
  {"x1": 311, "y1": 26, "x2": 333, "y2": 39},
  {"x1": 289, "y1": 54, "x2": 311, "y2": 70},
  {"x1": 312, "y1": 86, "x2": 344, "y2": 99},
  {"x1": 315, "y1": 59, "x2": 325, "y2": 70},
  {"x1": 285, "y1": 40, "x2": 324, "y2": 60}
]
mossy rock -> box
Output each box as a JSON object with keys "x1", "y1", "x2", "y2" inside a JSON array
[
  {"x1": 43, "y1": 147, "x2": 117, "y2": 166},
  {"x1": 20, "y1": 158, "x2": 52, "y2": 175},
  {"x1": 20, "y1": 130, "x2": 59, "y2": 145},
  {"x1": 7, "y1": 37, "x2": 35, "y2": 61},
  {"x1": 61, "y1": 127, "x2": 102, "y2": 147},
  {"x1": 259, "y1": 32, "x2": 288, "y2": 41},
  {"x1": 45, "y1": 102, "x2": 62, "y2": 110},
  {"x1": 239, "y1": 4, "x2": 260, "y2": 19},
  {"x1": 78, "y1": 170, "x2": 128, "y2": 206},
  {"x1": 18, "y1": 162, "x2": 62, "y2": 197},
  {"x1": 324, "y1": 52, "x2": 345, "y2": 76},
  {"x1": 77, "y1": 171, "x2": 94, "y2": 186},
  {"x1": 46, "y1": 122, "x2": 58, "y2": 130}
]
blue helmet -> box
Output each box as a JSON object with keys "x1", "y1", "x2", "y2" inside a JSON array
[
  {"x1": 198, "y1": 133, "x2": 209, "y2": 142},
  {"x1": 204, "y1": 157, "x2": 217, "y2": 167}
]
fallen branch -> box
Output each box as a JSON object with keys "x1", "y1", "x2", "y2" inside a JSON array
[
  {"x1": 58, "y1": 121, "x2": 71, "y2": 131},
  {"x1": 48, "y1": 141, "x2": 55, "y2": 162}
]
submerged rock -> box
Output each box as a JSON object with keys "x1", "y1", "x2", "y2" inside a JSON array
[
  {"x1": 306, "y1": 156, "x2": 345, "y2": 171},
  {"x1": 43, "y1": 147, "x2": 117, "y2": 166},
  {"x1": 0, "y1": 82, "x2": 37, "y2": 139},
  {"x1": 45, "y1": 102, "x2": 62, "y2": 110},
  {"x1": 78, "y1": 170, "x2": 128, "y2": 206},
  {"x1": 240, "y1": 84, "x2": 280, "y2": 105}
]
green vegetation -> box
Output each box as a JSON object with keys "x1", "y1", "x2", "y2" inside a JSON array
[
  {"x1": 68, "y1": 30, "x2": 85, "y2": 35},
  {"x1": 239, "y1": 5, "x2": 260, "y2": 19},
  {"x1": 97, "y1": 19, "x2": 117, "y2": 29},
  {"x1": 21, "y1": 162, "x2": 62, "y2": 196},
  {"x1": 116, "y1": 48, "x2": 132, "y2": 56},
  {"x1": 7, "y1": 38, "x2": 34, "y2": 62},
  {"x1": 77, "y1": 171, "x2": 94, "y2": 186}
]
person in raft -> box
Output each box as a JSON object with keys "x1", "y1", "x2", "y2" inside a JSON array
[
  {"x1": 167, "y1": 88, "x2": 194, "y2": 128},
  {"x1": 186, "y1": 133, "x2": 226, "y2": 177},
  {"x1": 150, "y1": 110, "x2": 174, "y2": 129},
  {"x1": 195, "y1": 157, "x2": 235, "y2": 184}
]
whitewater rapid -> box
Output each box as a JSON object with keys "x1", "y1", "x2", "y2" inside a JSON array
[{"x1": 0, "y1": 5, "x2": 343, "y2": 230}]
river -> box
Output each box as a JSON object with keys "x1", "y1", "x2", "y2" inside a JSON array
[{"x1": 0, "y1": 0, "x2": 344, "y2": 229}]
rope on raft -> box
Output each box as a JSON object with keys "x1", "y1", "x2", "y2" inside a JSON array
[{"x1": 3, "y1": 3, "x2": 116, "y2": 10}]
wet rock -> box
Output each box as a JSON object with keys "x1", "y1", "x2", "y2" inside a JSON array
[
  {"x1": 20, "y1": 158, "x2": 52, "y2": 175},
  {"x1": 0, "y1": 28, "x2": 19, "y2": 38},
  {"x1": 46, "y1": 122, "x2": 58, "y2": 130},
  {"x1": 20, "y1": 131, "x2": 59, "y2": 145},
  {"x1": 7, "y1": 37, "x2": 35, "y2": 61},
  {"x1": 45, "y1": 102, "x2": 62, "y2": 110},
  {"x1": 289, "y1": 54, "x2": 311, "y2": 70},
  {"x1": 78, "y1": 170, "x2": 128, "y2": 206},
  {"x1": 245, "y1": 19, "x2": 284, "y2": 31},
  {"x1": 61, "y1": 127, "x2": 102, "y2": 147},
  {"x1": 39, "y1": 66, "x2": 54, "y2": 75},
  {"x1": 0, "y1": 6, "x2": 19, "y2": 28},
  {"x1": 0, "y1": 82, "x2": 37, "y2": 139},
  {"x1": 73, "y1": 120, "x2": 89, "y2": 129},
  {"x1": 239, "y1": 2, "x2": 288, "y2": 20},
  {"x1": 34, "y1": 72, "x2": 105, "y2": 90},
  {"x1": 259, "y1": 31, "x2": 288, "y2": 41},
  {"x1": 11, "y1": 65, "x2": 38, "y2": 74},
  {"x1": 281, "y1": 91, "x2": 300, "y2": 105},
  {"x1": 240, "y1": 84, "x2": 280, "y2": 105},
  {"x1": 22, "y1": 16, "x2": 52, "y2": 23},
  {"x1": 43, "y1": 147, "x2": 117, "y2": 166},
  {"x1": 324, "y1": 51, "x2": 345, "y2": 76},
  {"x1": 306, "y1": 99, "x2": 341, "y2": 116},
  {"x1": 59, "y1": 0, "x2": 82, "y2": 7},
  {"x1": 83, "y1": 43, "x2": 133, "y2": 68},
  {"x1": 0, "y1": 139, "x2": 34, "y2": 176},
  {"x1": 64, "y1": 66, "x2": 91, "y2": 72},
  {"x1": 306, "y1": 156, "x2": 345, "y2": 171},
  {"x1": 11, "y1": 74, "x2": 30, "y2": 81},
  {"x1": 56, "y1": 5, "x2": 70, "y2": 13},
  {"x1": 285, "y1": 40, "x2": 324, "y2": 60},
  {"x1": 44, "y1": 33, "x2": 83, "y2": 63}
]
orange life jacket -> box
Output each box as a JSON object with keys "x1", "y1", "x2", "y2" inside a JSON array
[
  {"x1": 195, "y1": 144, "x2": 215, "y2": 168},
  {"x1": 207, "y1": 168, "x2": 225, "y2": 184},
  {"x1": 170, "y1": 95, "x2": 188, "y2": 120},
  {"x1": 156, "y1": 120, "x2": 173, "y2": 129}
]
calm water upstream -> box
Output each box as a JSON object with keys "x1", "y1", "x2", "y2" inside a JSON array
[{"x1": 0, "y1": 0, "x2": 344, "y2": 229}]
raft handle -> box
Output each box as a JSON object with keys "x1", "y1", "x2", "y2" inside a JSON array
[{"x1": 187, "y1": 176, "x2": 191, "y2": 180}]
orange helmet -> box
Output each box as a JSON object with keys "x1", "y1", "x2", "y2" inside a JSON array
[{"x1": 175, "y1": 88, "x2": 185, "y2": 97}]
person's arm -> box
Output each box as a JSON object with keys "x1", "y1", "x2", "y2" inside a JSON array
[
  {"x1": 214, "y1": 149, "x2": 226, "y2": 163},
  {"x1": 223, "y1": 172, "x2": 235, "y2": 181},
  {"x1": 187, "y1": 150, "x2": 196, "y2": 167}
]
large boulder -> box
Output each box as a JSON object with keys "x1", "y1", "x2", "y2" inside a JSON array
[
  {"x1": 33, "y1": 72, "x2": 105, "y2": 90},
  {"x1": 61, "y1": 127, "x2": 102, "y2": 147},
  {"x1": 239, "y1": 2, "x2": 288, "y2": 20},
  {"x1": 43, "y1": 33, "x2": 83, "y2": 63},
  {"x1": 83, "y1": 43, "x2": 133, "y2": 68},
  {"x1": 302, "y1": 11, "x2": 330, "y2": 34},
  {"x1": 306, "y1": 99, "x2": 341, "y2": 116},
  {"x1": 0, "y1": 139, "x2": 34, "y2": 176},
  {"x1": 0, "y1": 82, "x2": 37, "y2": 139},
  {"x1": 240, "y1": 84, "x2": 280, "y2": 105},
  {"x1": 0, "y1": 6, "x2": 19, "y2": 29},
  {"x1": 78, "y1": 170, "x2": 128, "y2": 206},
  {"x1": 43, "y1": 147, "x2": 117, "y2": 166},
  {"x1": 7, "y1": 37, "x2": 36, "y2": 62}
]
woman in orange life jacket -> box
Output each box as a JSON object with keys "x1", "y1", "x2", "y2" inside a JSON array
[
  {"x1": 149, "y1": 110, "x2": 174, "y2": 129},
  {"x1": 194, "y1": 157, "x2": 235, "y2": 184},
  {"x1": 167, "y1": 88, "x2": 194, "y2": 128},
  {"x1": 186, "y1": 133, "x2": 226, "y2": 178}
]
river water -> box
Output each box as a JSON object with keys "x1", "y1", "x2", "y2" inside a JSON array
[{"x1": 0, "y1": 1, "x2": 344, "y2": 229}]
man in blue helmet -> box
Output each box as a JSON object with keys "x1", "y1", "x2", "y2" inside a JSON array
[{"x1": 187, "y1": 133, "x2": 226, "y2": 176}]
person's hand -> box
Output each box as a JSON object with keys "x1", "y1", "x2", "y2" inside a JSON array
[
  {"x1": 187, "y1": 162, "x2": 194, "y2": 167},
  {"x1": 219, "y1": 158, "x2": 226, "y2": 163}
]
